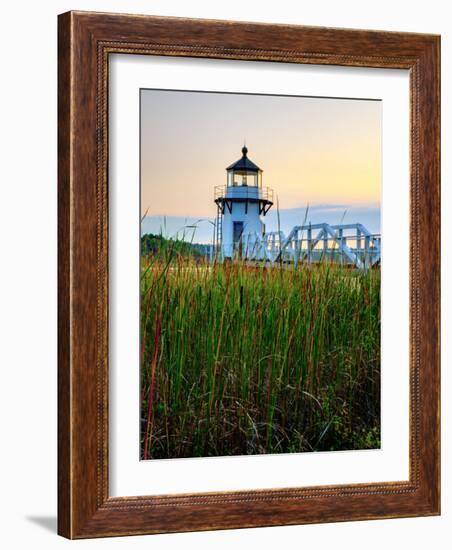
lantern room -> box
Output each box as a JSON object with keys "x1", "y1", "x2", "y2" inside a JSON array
[{"x1": 226, "y1": 146, "x2": 262, "y2": 188}]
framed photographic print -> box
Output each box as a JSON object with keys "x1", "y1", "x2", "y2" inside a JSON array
[{"x1": 58, "y1": 11, "x2": 440, "y2": 538}]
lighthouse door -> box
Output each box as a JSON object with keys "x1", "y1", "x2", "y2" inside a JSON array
[{"x1": 233, "y1": 221, "x2": 244, "y2": 259}]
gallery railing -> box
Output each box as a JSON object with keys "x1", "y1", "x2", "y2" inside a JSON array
[{"x1": 214, "y1": 184, "x2": 274, "y2": 203}]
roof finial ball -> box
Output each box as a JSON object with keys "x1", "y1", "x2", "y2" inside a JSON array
[{"x1": 242, "y1": 145, "x2": 248, "y2": 157}]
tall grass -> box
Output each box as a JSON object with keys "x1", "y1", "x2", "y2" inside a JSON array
[{"x1": 140, "y1": 241, "x2": 380, "y2": 459}]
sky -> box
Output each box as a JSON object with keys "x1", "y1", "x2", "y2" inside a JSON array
[{"x1": 141, "y1": 89, "x2": 381, "y2": 243}]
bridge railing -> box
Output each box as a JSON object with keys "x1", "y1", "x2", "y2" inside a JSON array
[
  {"x1": 209, "y1": 223, "x2": 380, "y2": 269},
  {"x1": 209, "y1": 222, "x2": 380, "y2": 269},
  {"x1": 260, "y1": 224, "x2": 380, "y2": 269}
]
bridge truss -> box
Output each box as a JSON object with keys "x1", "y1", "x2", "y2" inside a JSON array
[{"x1": 211, "y1": 223, "x2": 381, "y2": 270}]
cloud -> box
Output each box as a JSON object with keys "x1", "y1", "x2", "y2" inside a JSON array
[{"x1": 265, "y1": 205, "x2": 380, "y2": 234}]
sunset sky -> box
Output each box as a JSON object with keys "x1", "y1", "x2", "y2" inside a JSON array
[{"x1": 141, "y1": 89, "x2": 381, "y2": 242}]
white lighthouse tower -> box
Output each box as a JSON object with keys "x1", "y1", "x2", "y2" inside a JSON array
[{"x1": 214, "y1": 146, "x2": 274, "y2": 260}]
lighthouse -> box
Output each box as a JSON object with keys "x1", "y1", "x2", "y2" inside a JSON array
[{"x1": 214, "y1": 146, "x2": 274, "y2": 260}]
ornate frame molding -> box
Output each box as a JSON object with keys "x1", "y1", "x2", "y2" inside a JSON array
[{"x1": 58, "y1": 11, "x2": 440, "y2": 538}]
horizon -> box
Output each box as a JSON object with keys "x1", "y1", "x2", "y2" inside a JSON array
[{"x1": 141, "y1": 203, "x2": 380, "y2": 244}]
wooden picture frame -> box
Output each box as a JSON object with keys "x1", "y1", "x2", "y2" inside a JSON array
[{"x1": 58, "y1": 11, "x2": 440, "y2": 538}]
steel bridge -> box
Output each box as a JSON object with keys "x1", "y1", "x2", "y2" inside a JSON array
[{"x1": 210, "y1": 223, "x2": 381, "y2": 270}]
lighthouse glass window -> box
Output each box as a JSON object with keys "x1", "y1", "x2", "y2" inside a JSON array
[{"x1": 140, "y1": 89, "x2": 381, "y2": 460}]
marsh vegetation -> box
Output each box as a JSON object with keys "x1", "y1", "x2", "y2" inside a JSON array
[{"x1": 140, "y1": 236, "x2": 380, "y2": 459}]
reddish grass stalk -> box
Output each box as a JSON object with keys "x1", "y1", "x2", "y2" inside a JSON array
[
  {"x1": 143, "y1": 314, "x2": 162, "y2": 460},
  {"x1": 139, "y1": 277, "x2": 156, "y2": 404}
]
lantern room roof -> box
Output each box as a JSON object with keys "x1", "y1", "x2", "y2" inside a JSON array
[{"x1": 226, "y1": 146, "x2": 262, "y2": 173}]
